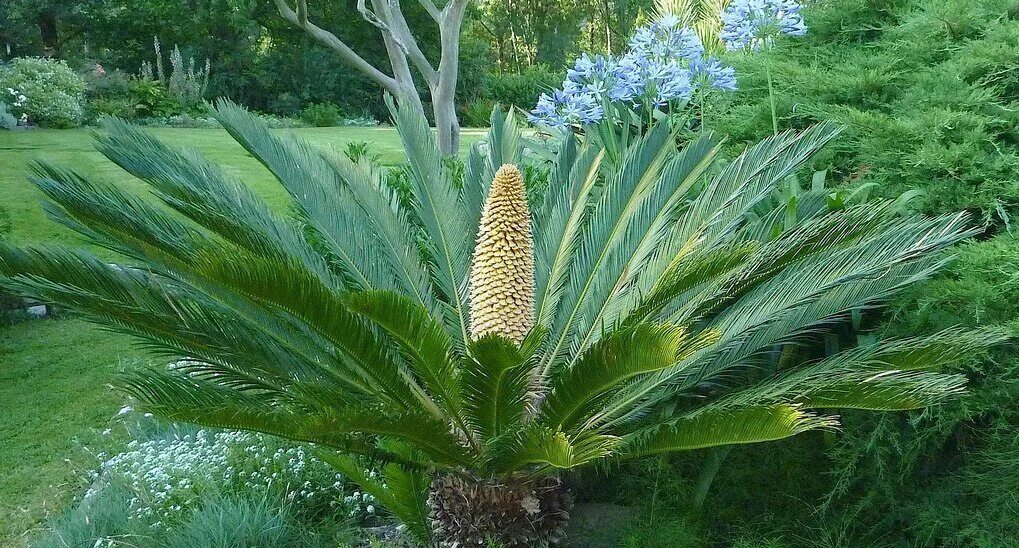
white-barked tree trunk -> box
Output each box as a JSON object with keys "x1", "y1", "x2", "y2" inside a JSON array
[{"x1": 273, "y1": 0, "x2": 466, "y2": 154}]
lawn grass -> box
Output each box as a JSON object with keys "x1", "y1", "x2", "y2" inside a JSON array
[{"x1": 0, "y1": 125, "x2": 485, "y2": 545}]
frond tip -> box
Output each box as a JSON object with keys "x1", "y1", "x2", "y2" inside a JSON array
[{"x1": 469, "y1": 164, "x2": 535, "y2": 345}]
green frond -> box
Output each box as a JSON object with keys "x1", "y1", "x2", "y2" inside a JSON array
[
  {"x1": 186, "y1": 248, "x2": 433, "y2": 412},
  {"x1": 0, "y1": 245, "x2": 406, "y2": 409},
  {"x1": 318, "y1": 452, "x2": 432, "y2": 543},
  {"x1": 121, "y1": 367, "x2": 472, "y2": 466},
  {"x1": 627, "y1": 240, "x2": 758, "y2": 325},
  {"x1": 712, "y1": 327, "x2": 1009, "y2": 411},
  {"x1": 387, "y1": 96, "x2": 473, "y2": 347},
  {"x1": 462, "y1": 334, "x2": 532, "y2": 443},
  {"x1": 703, "y1": 213, "x2": 973, "y2": 339},
  {"x1": 792, "y1": 370, "x2": 967, "y2": 411},
  {"x1": 541, "y1": 324, "x2": 716, "y2": 431},
  {"x1": 213, "y1": 100, "x2": 429, "y2": 298},
  {"x1": 491, "y1": 426, "x2": 621, "y2": 473},
  {"x1": 565, "y1": 135, "x2": 721, "y2": 359},
  {"x1": 533, "y1": 138, "x2": 604, "y2": 328},
  {"x1": 94, "y1": 118, "x2": 330, "y2": 284},
  {"x1": 672, "y1": 122, "x2": 842, "y2": 252},
  {"x1": 618, "y1": 404, "x2": 837, "y2": 459},
  {"x1": 29, "y1": 162, "x2": 207, "y2": 264},
  {"x1": 543, "y1": 121, "x2": 675, "y2": 373},
  {"x1": 346, "y1": 290, "x2": 463, "y2": 425}
]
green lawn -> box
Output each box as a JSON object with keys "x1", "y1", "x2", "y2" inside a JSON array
[{"x1": 0, "y1": 125, "x2": 485, "y2": 545}]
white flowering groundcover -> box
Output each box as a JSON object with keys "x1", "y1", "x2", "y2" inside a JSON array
[{"x1": 80, "y1": 419, "x2": 378, "y2": 531}]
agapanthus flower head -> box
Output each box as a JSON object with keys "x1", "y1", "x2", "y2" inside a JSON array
[
  {"x1": 629, "y1": 15, "x2": 705, "y2": 62},
  {"x1": 720, "y1": 0, "x2": 807, "y2": 51},
  {"x1": 528, "y1": 88, "x2": 604, "y2": 129},
  {"x1": 691, "y1": 56, "x2": 738, "y2": 92},
  {"x1": 530, "y1": 14, "x2": 736, "y2": 128}
]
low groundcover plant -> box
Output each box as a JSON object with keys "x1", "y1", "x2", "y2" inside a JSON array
[{"x1": 0, "y1": 98, "x2": 1006, "y2": 545}]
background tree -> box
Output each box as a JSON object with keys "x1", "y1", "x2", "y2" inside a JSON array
[{"x1": 272, "y1": 0, "x2": 468, "y2": 153}]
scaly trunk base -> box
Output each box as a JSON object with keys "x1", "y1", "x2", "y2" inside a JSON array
[{"x1": 427, "y1": 474, "x2": 573, "y2": 547}]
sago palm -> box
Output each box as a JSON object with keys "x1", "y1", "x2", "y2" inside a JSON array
[{"x1": 0, "y1": 101, "x2": 1005, "y2": 546}]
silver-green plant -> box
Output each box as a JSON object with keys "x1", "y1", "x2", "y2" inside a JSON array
[{"x1": 0, "y1": 102, "x2": 16, "y2": 130}]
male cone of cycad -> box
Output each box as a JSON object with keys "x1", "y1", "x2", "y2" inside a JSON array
[{"x1": 469, "y1": 164, "x2": 535, "y2": 345}]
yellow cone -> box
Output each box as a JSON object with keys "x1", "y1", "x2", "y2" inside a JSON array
[{"x1": 469, "y1": 164, "x2": 534, "y2": 345}]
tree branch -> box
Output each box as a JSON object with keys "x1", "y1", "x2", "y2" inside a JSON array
[
  {"x1": 386, "y1": 0, "x2": 439, "y2": 84},
  {"x1": 415, "y1": 0, "x2": 442, "y2": 22},
  {"x1": 273, "y1": 0, "x2": 400, "y2": 93},
  {"x1": 355, "y1": 0, "x2": 437, "y2": 86}
]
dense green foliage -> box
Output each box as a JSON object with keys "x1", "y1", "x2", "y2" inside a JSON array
[
  {"x1": 0, "y1": 57, "x2": 87, "y2": 127},
  {"x1": 583, "y1": 1, "x2": 1019, "y2": 545},
  {"x1": 713, "y1": 0, "x2": 1019, "y2": 225}
]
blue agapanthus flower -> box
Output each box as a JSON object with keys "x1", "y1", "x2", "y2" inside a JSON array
[
  {"x1": 691, "y1": 56, "x2": 738, "y2": 92},
  {"x1": 529, "y1": 15, "x2": 736, "y2": 129},
  {"x1": 527, "y1": 88, "x2": 604, "y2": 129},
  {"x1": 628, "y1": 14, "x2": 705, "y2": 62},
  {"x1": 720, "y1": 0, "x2": 807, "y2": 51}
]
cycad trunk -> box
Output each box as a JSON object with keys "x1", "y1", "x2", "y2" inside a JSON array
[{"x1": 427, "y1": 474, "x2": 573, "y2": 546}]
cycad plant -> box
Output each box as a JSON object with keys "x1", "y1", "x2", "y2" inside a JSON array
[{"x1": 1, "y1": 102, "x2": 1006, "y2": 546}]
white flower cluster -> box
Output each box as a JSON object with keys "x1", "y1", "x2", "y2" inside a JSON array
[
  {"x1": 87, "y1": 428, "x2": 377, "y2": 527},
  {"x1": 6, "y1": 87, "x2": 27, "y2": 108}
]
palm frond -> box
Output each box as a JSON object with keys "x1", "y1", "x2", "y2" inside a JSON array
[
  {"x1": 543, "y1": 121, "x2": 675, "y2": 373},
  {"x1": 618, "y1": 404, "x2": 837, "y2": 459},
  {"x1": 214, "y1": 100, "x2": 429, "y2": 299},
  {"x1": 346, "y1": 290, "x2": 464, "y2": 427},
  {"x1": 122, "y1": 367, "x2": 472, "y2": 466},
  {"x1": 541, "y1": 324, "x2": 717, "y2": 431},
  {"x1": 388, "y1": 96, "x2": 473, "y2": 347},
  {"x1": 461, "y1": 334, "x2": 531, "y2": 443},
  {"x1": 94, "y1": 118, "x2": 331, "y2": 284},
  {"x1": 565, "y1": 136, "x2": 721, "y2": 359},
  {"x1": 29, "y1": 162, "x2": 207, "y2": 264},
  {"x1": 317, "y1": 452, "x2": 433, "y2": 543},
  {"x1": 491, "y1": 426, "x2": 621, "y2": 472},
  {"x1": 533, "y1": 138, "x2": 605, "y2": 328}
]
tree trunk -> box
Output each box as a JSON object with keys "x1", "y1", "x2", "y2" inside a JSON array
[
  {"x1": 427, "y1": 474, "x2": 572, "y2": 546},
  {"x1": 37, "y1": 7, "x2": 59, "y2": 57},
  {"x1": 272, "y1": 0, "x2": 464, "y2": 155},
  {"x1": 432, "y1": 89, "x2": 460, "y2": 154}
]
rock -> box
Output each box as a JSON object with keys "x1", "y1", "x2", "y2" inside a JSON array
[
  {"x1": 564, "y1": 503, "x2": 635, "y2": 547},
  {"x1": 26, "y1": 304, "x2": 48, "y2": 318}
]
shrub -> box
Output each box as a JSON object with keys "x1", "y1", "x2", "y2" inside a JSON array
[
  {"x1": 480, "y1": 65, "x2": 561, "y2": 112},
  {"x1": 462, "y1": 98, "x2": 495, "y2": 127},
  {"x1": 299, "y1": 102, "x2": 343, "y2": 127},
  {"x1": 0, "y1": 102, "x2": 15, "y2": 129},
  {"x1": 84, "y1": 424, "x2": 368, "y2": 525},
  {"x1": 0, "y1": 57, "x2": 87, "y2": 128},
  {"x1": 129, "y1": 78, "x2": 184, "y2": 119},
  {"x1": 710, "y1": 0, "x2": 1019, "y2": 226},
  {"x1": 85, "y1": 69, "x2": 140, "y2": 121},
  {"x1": 88, "y1": 98, "x2": 138, "y2": 120}
]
